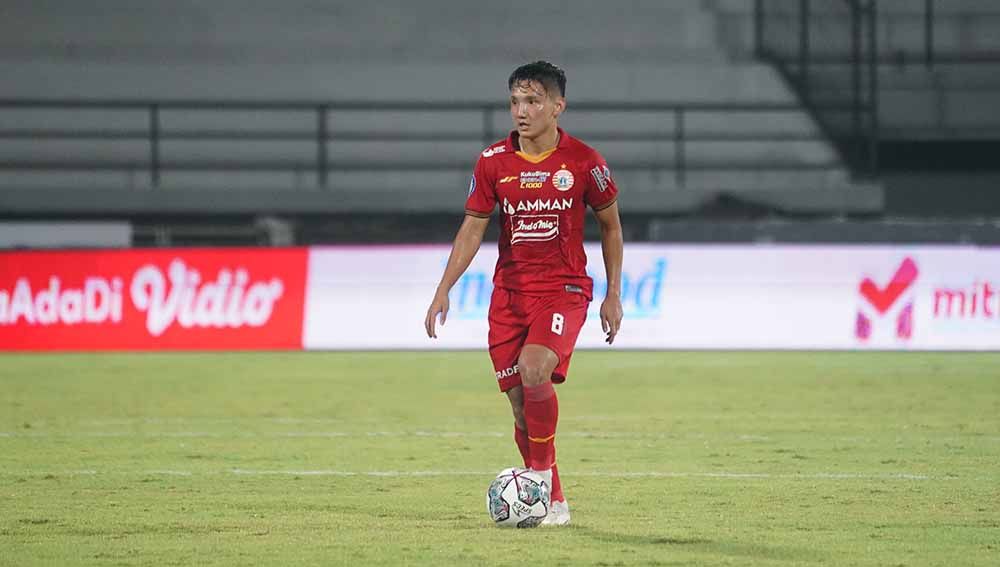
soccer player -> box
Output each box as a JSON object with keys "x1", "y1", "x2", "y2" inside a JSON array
[{"x1": 424, "y1": 61, "x2": 623, "y2": 526}]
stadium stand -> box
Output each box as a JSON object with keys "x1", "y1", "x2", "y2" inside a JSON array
[
  {"x1": 0, "y1": 0, "x2": 878, "y2": 235},
  {"x1": 717, "y1": 0, "x2": 1000, "y2": 140},
  {"x1": 3, "y1": 0, "x2": 998, "y2": 243},
  {"x1": 716, "y1": 0, "x2": 1000, "y2": 221}
]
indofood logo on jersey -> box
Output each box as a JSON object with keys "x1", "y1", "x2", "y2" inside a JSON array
[
  {"x1": 450, "y1": 256, "x2": 667, "y2": 321},
  {"x1": 510, "y1": 216, "x2": 558, "y2": 244},
  {"x1": 503, "y1": 198, "x2": 571, "y2": 245}
]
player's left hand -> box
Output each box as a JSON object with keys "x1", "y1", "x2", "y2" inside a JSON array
[
  {"x1": 424, "y1": 291, "x2": 450, "y2": 339},
  {"x1": 600, "y1": 295, "x2": 623, "y2": 345}
]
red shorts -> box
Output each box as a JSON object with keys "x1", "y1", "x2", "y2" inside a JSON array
[{"x1": 488, "y1": 286, "x2": 590, "y2": 392}]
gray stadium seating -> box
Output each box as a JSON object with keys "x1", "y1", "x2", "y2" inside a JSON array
[{"x1": 0, "y1": 0, "x2": 880, "y2": 216}]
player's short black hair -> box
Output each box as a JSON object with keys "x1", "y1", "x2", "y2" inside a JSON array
[{"x1": 508, "y1": 61, "x2": 566, "y2": 98}]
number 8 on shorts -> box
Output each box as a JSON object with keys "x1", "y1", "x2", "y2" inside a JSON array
[{"x1": 551, "y1": 313, "x2": 564, "y2": 335}]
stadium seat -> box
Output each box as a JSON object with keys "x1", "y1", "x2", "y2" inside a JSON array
[{"x1": 0, "y1": 0, "x2": 877, "y2": 215}]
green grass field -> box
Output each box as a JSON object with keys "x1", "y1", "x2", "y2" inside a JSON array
[{"x1": 2, "y1": 352, "x2": 998, "y2": 566}]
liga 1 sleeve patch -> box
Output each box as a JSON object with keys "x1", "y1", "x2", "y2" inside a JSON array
[{"x1": 589, "y1": 164, "x2": 612, "y2": 192}]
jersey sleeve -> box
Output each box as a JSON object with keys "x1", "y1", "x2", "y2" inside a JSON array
[
  {"x1": 583, "y1": 152, "x2": 619, "y2": 211},
  {"x1": 464, "y1": 156, "x2": 496, "y2": 217}
]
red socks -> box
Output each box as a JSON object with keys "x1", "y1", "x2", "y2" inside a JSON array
[
  {"x1": 513, "y1": 425, "x2": 530, "y2": 468},
  {"x1": 514, "y1": 424, "x2": 564, "y2": 502},
  {"x1": 514, "y1": 382, "x2": 565, "y2": 502},
  {"x1": 523, "y1": 380, "x2": 559, "y2": 472}
]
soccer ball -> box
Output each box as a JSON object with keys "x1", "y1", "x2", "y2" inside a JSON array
[{"x1": 486, "y1": 467, "x2": 551, "y2": 528}]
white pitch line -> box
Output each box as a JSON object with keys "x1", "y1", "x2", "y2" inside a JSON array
[
  {"x1": 229, "y1": 469, "x2": 940, "y2": 481},
  {"x1": 0, "y1": 431, "x2": 759, "y2": 440},
  {"x1": 80, "y1": 418, "x2": 355, "y2": 426},
  {"x1": 230, "y1": 469, "x2": 490, "y2": 477},
  {"x1": 3, "y1": 432, "x2": 998, "y2": 445},
  {"x1": 1, "y1": 469, "x2": 990, "y2": 481}
]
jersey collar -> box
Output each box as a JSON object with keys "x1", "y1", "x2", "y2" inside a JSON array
[{"x1": 506, "y1": 127, "x2": 569, "y2": 154}]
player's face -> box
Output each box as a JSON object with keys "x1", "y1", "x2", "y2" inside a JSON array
[{"x1": 510, "y1": 80, "x2": 564, "y2": 141}]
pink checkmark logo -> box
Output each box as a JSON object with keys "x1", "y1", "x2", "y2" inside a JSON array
[{"x1": 858, "y1": 257, "x2": 918, "y2": 315}]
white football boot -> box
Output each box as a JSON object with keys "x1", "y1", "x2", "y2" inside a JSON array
[
  {"x1": 531, "y1": 468, "x2": 570, "y2": 526},
  {"x1": 541, "y1": 499, "x2": 571, "y2": 526},
  {"x1": 531, "y1": 468, "x2": 553, "y2": 490}
]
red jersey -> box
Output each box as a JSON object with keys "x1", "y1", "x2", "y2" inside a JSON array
[{"x1": 465, "y1": 128, "x2": 619, "y2": 299}]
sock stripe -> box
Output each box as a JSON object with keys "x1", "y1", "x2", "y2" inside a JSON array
[{"x1": 528, "y1": 433, "x2": 556, "y2": 443}]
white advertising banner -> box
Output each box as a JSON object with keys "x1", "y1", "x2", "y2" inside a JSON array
[{"x1": 303, "y1": 244, "x2": 1000, "y2": 350}]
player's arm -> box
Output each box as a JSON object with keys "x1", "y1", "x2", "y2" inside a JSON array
[
  {"x1": 594, "y1": 201, "x2": 623, "y2": 344},
  {"x1": 424, "y1": 214, "x2": 490, "y2": 338}
]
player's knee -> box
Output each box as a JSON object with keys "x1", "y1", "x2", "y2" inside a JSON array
[
  {"x1": 518, "y1": 345, "x2": 558, "y2": 388},
  {"x1": 517, "y1": 360, "x2": 549, "y2": 388}
]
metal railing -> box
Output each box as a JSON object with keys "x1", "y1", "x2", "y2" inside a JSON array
[
  {"x1": 0, "y1": 99, "x2": 836, "y2": 190},
  {"x1": 756, "y1": 0, "x2": 1000, "y2": 174},
  {"x1": 755, "y1": 0, "x2": 880, "y2": 176},
  {"x1": 884, "y1": 0, "x2": 1000, "y2": 67}
]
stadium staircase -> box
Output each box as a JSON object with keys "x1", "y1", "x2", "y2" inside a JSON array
[{"x1": 714, "y1": 0, "x2": 1000, "y2": 218}]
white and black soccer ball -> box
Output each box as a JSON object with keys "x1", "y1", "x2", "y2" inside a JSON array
[{"x1": 486, "y1": 467, "x2": 551, "y2": 528}]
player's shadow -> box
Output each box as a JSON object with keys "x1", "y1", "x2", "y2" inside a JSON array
[
  {"x1": 570, "y1": 526, "x2": 711, "y2": 547},
  {"x1": 570, "y1": 526, "x2": 815, "y2": 562}
]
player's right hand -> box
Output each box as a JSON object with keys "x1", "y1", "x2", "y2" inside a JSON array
[{"x1": 424, "y1": 292, "x2": 450, "y2": 339}]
